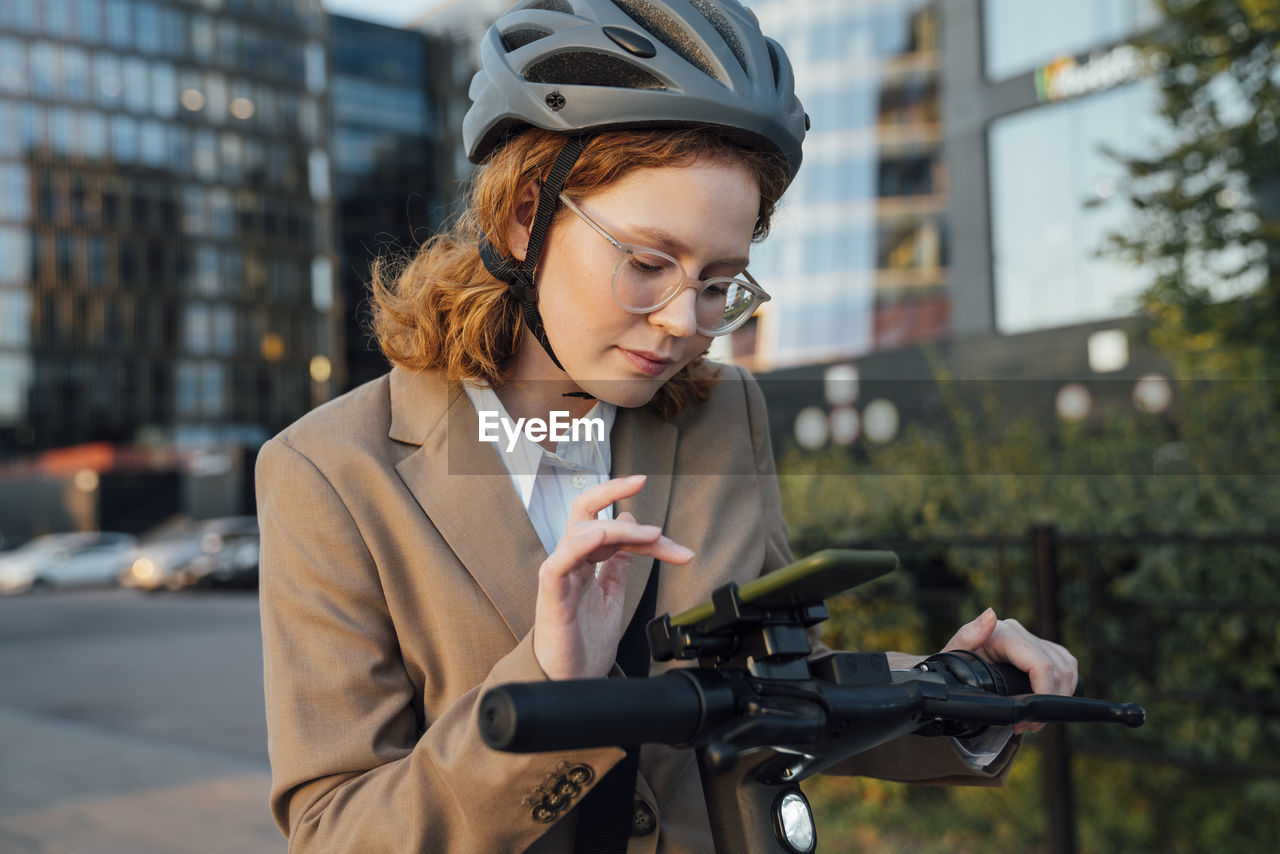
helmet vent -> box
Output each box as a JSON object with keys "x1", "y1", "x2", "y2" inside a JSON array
[
  {"x1": 689, "y1": 0, "x2": 749, "y2": 77},
  {"x1": 525, "y1": 0, "x2": 574, "y2": 13},
  {"x1": 610, "y1": 0, "x2": 720, "y2": 82},
  {"x1": 766, "y1": 39, "x2": 781, "y2": 86},
  {"x1": 525, "y1": 51, "x2": 666, "y2": 90},
  {"x1": 502, "y1": 26, "x2": 554, "y2": 52}
]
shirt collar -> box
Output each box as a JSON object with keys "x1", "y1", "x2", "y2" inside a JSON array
[{"x1": 462, "y1": 382, "x2": 617, "y2": 508}]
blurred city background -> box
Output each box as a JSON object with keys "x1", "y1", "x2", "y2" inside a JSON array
[{"x1": 1, "y1": 0, "x2": 1276, "y2": 852}]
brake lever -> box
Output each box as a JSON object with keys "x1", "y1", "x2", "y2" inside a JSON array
[{"x1": 921, "y1": 689, "x2": 1146, "y2": 729}]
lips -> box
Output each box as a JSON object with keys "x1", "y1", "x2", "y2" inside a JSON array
[{"x1": 618, "y1": 348, "x2": 672, "y2": 377}]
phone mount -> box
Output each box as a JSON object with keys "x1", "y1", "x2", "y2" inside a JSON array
[{"x1": 646, "y1": 549, "x2": 900, "y2": 679}]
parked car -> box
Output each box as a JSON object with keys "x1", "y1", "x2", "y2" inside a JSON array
[
  {"x1": 121, "y1": 516, "x2": 259, "y2": 591},
  {"x1": 0, "y1": 532, "x2": 138, "y2": 594},
  {"x1": 186, "y1": 526, "x2": 261, "y2": 588}
]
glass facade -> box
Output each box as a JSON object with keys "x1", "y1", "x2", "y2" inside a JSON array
[
  {"x1": 0, "y1": 0, "x2": 334, "y2": 456},
  {"x1": 989, "y1": 81, "x2": 1165, "y2": 335},
  {"x1": 984, "y1": 0, "x2": 1159, "y2": 82},
  {"x1": 984, "y1": 0, "x2": 1171, "y2": 336},
  {"x1": 737, "y1": 0, "x2": 946, "y2": 370},
  {"x1": 329, "y1": 14, "x2": 445, "y2": 390}
]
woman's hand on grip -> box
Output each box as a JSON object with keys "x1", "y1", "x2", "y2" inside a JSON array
[{"x1": 942, "y1": 607, "x2": 1079, "y2": 734}]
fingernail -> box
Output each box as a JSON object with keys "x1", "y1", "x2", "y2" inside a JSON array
[{"x1": 674, "y1": 545, "x2": 694, "y2": 559}]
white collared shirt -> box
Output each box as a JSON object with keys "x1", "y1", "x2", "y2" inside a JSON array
[{"x1": 464, "y1": 382, "x2": 618, "y2": 555}]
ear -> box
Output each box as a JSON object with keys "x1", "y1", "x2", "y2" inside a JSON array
[{"x1": 505, "y1": 181, "x2": 541, "y2": 263}]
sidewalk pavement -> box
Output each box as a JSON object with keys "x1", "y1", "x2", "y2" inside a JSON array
[{"x1": 0, "y1": 706, "x2": 284, "y2": 854}]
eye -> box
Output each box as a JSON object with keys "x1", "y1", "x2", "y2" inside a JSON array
[
  {"x1": 702, "y1": 282, "x2": 729, "y2": 298},
  {"x1": 627, "y1": 251, "x2": 676, "y2": 277}
]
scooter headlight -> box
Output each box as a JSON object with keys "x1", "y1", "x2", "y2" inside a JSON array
[{"x1": 773, "y1": 789, "x2": 815, "y2": 853}]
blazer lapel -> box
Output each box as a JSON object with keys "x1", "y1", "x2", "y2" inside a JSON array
[
  {"x1": 389, "y1": 366, "x2": 680, "y2": 650},
  {"x1": 390, "y1": 367, "x2": 547, "y2": 642},
  {"x1": 610, "y1": 404, "x2": 678, "y2": 631}
]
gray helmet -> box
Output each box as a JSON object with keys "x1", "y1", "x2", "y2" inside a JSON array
[{"x1": 463, "y1": 0, "x2": 807, "y2": 184}]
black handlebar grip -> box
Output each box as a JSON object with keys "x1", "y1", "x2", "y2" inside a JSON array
[
  {"x1": 987, "y1": 662, "x2": 1034, "y2": 696},
  {"x1": 923, "y1": 650, "x2": 1038, "y2": 696},
  {"x1": 479, "y1": 672, "x2": 705, "y2": 753}
]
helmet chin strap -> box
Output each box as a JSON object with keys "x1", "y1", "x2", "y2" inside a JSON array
[{"x1": 478, "y1": 136, "x2": 595, "y2": 400}]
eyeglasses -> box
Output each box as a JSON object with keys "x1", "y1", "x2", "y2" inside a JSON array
[{"x1": 558, "y1": 193, "x2": 770, "y2": 337}]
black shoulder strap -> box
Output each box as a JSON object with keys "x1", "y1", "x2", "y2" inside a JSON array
[{"x1": 572, "y1": 560, "x2": 661, "y2": 854}]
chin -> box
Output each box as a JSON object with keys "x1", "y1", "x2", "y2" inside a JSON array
[{"x1": 576, "y1": 376, "x2": 666, "y2": 409}]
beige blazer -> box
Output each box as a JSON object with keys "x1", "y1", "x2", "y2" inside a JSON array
[{"x1": 256, "y1": 363, "x2": 1017, "y2": 854}]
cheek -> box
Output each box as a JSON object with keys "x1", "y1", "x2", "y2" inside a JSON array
[{"x1": 670, "y1": 335, "x2": 713, "y2": 371}]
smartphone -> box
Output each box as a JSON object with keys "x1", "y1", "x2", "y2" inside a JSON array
[{"x1": 669, "y1": 549, "x2": 899, "y2": 627}]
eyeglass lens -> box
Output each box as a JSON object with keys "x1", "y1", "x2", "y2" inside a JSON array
[{"x1": 615, "y1": 250, "x2": 756, "y2": 334}]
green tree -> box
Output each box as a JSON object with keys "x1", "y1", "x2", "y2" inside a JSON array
[{"x1": 1103, "y1": 0, "x2": 1280, "y2": 379}]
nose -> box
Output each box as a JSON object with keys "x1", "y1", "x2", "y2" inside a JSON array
[{"x1": 647, "y1": 284, "x2": 700, "y2": 338}]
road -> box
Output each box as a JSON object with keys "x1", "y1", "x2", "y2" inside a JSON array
[{"x1": 0, "y1": 588, "x2": 285, "y2": 854}]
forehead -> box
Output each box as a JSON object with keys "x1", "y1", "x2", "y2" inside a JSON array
[{"x1": 578, "y1": 159, "x2": 760, "y2": 254}]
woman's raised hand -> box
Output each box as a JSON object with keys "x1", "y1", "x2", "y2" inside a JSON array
[{"x1": 533, "y1": 474, "x2": 694, "y2": 680}]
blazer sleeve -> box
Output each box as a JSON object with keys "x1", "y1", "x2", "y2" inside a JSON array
[
  {"x1": 738, "y1": 367, "x2": 1020, "y2": 786},
  {"x1": 256, "y1": 437, "x2": 625, "y2": 854}
]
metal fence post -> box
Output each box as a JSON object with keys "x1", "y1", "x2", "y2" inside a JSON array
[{"x1": 1030, "y1": 524, "x2": 1077, "y2": 854}]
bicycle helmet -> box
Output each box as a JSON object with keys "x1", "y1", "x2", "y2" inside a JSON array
[{"x1": 466, "y1": 0, "x2": 806, "y2": 379}]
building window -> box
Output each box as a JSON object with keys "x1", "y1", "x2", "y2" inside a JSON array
[
  {"x1": 0, "y1": 163, "x2": 30, "y2": 222},
  {"x1": 0, "y1": 353, "x2": 33, "y2": 420},
  {"x1": 0, "y1": 38, "x2": 29, "y2": 97},
  {"x1": 184, "y1": 302, "x2": 211, "y2": 355},
  {"x1": 984, "y1": 0, "x2": 1160, "y2": 81},
  {"x1": 0, "y1": 290, "x2": 32, "y2": 347},
  {"x1": 0, "y1": 225, "x2": 32, "y2": 284},
  {"x1": 106, "y1": 0, "x2": 133, "y2": 50},
  {"x1": 988, "y1": 80, "x2": 1163, "y2": 334},
  {"x1": 93, "y1": 51, "x2": 122, "y2": 107}
]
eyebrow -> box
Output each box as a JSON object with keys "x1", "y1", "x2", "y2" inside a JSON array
[{"x1": 625, "y1": 223, "x2": 751, "y2": 272}]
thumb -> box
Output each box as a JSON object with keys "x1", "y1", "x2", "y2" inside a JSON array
[{"x1": 943, "y1": 607, "x2": 998, "y2": 653}]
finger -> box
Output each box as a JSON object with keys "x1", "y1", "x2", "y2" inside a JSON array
[
  {"x1": 941, "y1": 607, "x2": 998, "y2": 653},
  {"x1": 585, "y1": 533, "x2": 694, "y2": 566},
  {"x1": 594, "y1": 552, "x2": 631, "y2": 601},
  {"x1": 604, "y1": 512, "x2": 695, "y2": 565},
  {"x1": 568, "y1": 474, "x2": 648, "y2": 523},
  {"x1": 985, "y1": 620, "x2": 1077, "y2": 696},
  {"x1": 546, "y1": 517, "x2": 690, "y2": 580}
]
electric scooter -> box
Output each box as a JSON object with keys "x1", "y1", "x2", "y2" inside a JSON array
[{"x1": 478, "y1": 550, "x2": 1146, "y2": 854}]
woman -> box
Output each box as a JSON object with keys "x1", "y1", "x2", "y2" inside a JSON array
[{"x1": 256, "y1": 2, "x2": 1077, "y2": 852}]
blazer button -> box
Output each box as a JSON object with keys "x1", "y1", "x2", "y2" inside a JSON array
[
  {"x1": 631, "y1": 799, "x2": 657, "y2": 837},
  {"x1": 552, "y1": 776, "x2": 580, "y2": 800},
  {"x1": 566, "y1": 764, "x2": 594, "y2": 786}
]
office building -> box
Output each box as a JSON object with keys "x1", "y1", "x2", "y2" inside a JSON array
[
  {"x1": 329, "y1": 13, "x2": 451, "y2": 390},
  {"x1": 758, "y1": 0, "x2": 1173, "y2": 452},
  {"x1": 0, "y1": 0, "x2": 338, "y2": 457},
  {"x1": 0, "y1": 0, "x2": 336, "y2": 460},
  {"x1": 738, "y1": 0, "x2": 947, "y2": 370},
  {"x1": 945, "y1": 0, "x2": 1161, "y2": 339}
]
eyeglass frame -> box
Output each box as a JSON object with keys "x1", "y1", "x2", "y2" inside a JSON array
[{"x1": 556, "y1": 193, "x2": 770, "y2": 337}]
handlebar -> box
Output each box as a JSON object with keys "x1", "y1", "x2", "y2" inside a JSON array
[
  {"x1": 477, "y1": 552, "x2": 1147, "y2": 854},
  {"x1": 480, "y1": 552, "x2": 1144, "y2": 789},
  {"x1": 479, "y1": 651, "x2": 1144, "y2": 775},
  {"x1": 479, "y1": 668, "x2": 711, "y2": 752}
]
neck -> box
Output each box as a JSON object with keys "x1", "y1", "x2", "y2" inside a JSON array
[{"x1": 497, "y1": 339, "x2": 596, "y2": 424}]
